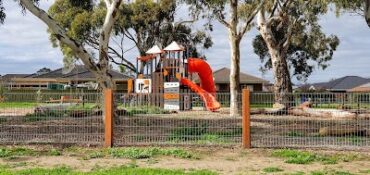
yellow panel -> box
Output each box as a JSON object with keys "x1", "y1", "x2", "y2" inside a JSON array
[{"x1": 164, "y1": 93, "x2": 180, "y2": 100}]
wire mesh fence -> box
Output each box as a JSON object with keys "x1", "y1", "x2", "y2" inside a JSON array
[
  {"x1": 0, "y1": 90, "x2": 369, "y2": 150},
  {"x1": 0, "y1": 91, "x2": 104, "y2": 145},
  {"x1": 250, "y1": 92, "x2": 370, "y2": 150},
  {"x1": 113, "y1": 92, "x2": 242, "y2": 146}
]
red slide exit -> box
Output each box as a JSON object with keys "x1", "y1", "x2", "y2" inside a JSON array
[{"x1": 181, "y1": 58, "x2": 220, "y2": 111}]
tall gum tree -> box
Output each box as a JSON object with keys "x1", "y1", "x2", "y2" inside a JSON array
[
  {"x1": 186, "y1": 0, "x2": 265, "y2": 116},
  {"x1": 255, "y1": 0, "x2": 339, "y2": 107},
  {"x1": 332, "y1": 0, "x2": 370, "y2": 27},
  {"x1": 19, "y1": 0, "x2": 124, "y2": 90},
  {"x1": 0, "y1": 0, "x2": 5, "y2": 24},
  {"x1": 47, "y1": 0, "x2": 212, "y2": 74}
]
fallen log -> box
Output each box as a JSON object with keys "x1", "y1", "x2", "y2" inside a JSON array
[
  {"x1": 319, "y1": 126, "x2": 368, "y2": 137},
  {"x1": 290, "y1": 108, "x2": 356, "y2": 118}
]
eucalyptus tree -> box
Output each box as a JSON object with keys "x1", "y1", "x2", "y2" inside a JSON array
[
  {"x1": 19, "y1": 0, "x2": 123, "y2": 90},
  {"x1": 332, "y1": 0, "x2": 370, "y2": 27},
  {"x1": 367, "y1": 0, "x2": 370, "y2": 26},
  {"x1": 0, "y1": 0, "x2": 5, "y2": 24},
  {"x1": 185, "y1": 0, "x2": 265, "y2": 116},
  {"x1": 254, "y1": 0, "x2": 339, "y2": 106},
  {"x1": 48, "y1": 0, "x2": 212, "y2": 74}
]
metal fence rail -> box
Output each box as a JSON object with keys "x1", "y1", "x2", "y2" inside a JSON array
[{"x1": 0, "y1": 92, "x2": 104, "y2": 145}]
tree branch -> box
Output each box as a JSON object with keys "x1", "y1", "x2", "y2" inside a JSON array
[
  {"x1": 282, "y1": 17, "x2": 298, "y2": 52},
  {"x1": 104, "y1": 0, "x2": 111, "y2": 9},
  {"x1": 239, "y1": 0, "x2": 267, "y2": 38},
  {"x1": 98, "y1": 0, "x2": 123, "y2": 68},
  {"x1": 19, "y1": 0, "x2": 99, "y2": 73}
]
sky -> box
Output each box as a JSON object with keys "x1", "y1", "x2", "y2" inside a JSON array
[{"x1": 0, "y1": 1, "x2": 369, "y2": 84}]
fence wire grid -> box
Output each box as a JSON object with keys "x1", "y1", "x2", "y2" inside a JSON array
[
  {"x1": 251, "y1": 93, "x2": 370, "y2": 150},
  {"x1": 0, "y1": 92, "x2": 104, "y2": 145},
  {"x1": 0, "y1": 91, "x2": 369, "y2": 150},
  {"x1": 113, "y1": 93, "x2": 242, "y2": 147}
]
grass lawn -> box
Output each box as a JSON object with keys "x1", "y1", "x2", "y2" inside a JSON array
[
  {"x1": 0, "y1": 102, "x2": 99, "y2": 110},
  {"x1": 0, "y1": 146, "x2": 369, "y2": 175},
  {"x1": 0, "y1": 102, "x2": 38, "y2": 109},
  {"x1": 0, "y1": 166, "x2": 216, "y2": 175}
]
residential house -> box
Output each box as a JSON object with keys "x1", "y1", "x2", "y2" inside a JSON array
[
  {"x1": 193, "y1": 67, "x2": 269, "y2": 92},
  {"x1": 299, "y1": 76, "x2": 370, "y2": 92},
  {"x1": 0, "y1": 66, "x2": 131, "y2": 91},
  {"x1": 348, "y1": 83, "x2": 370, "y2": 92}
]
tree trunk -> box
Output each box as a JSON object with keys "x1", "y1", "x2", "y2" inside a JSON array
[
  {"x1": 229, "y1": 34, "x2": 241, "y2": 116},
  {"x1": 95, "y1": 73, "x2": 115, "y2": 90},
  {"x1": 257, "y1": 11, "x2": 293, "y2": 107},
  {"x1": 270, "y1": 51, "x2": 293, "y2": 106},
  {"x1": 366, "y1": 0, "x2": 370, "y2": 27},
  {"x1": 228, "y1": 0, "x2": 240, "y2": 116}
]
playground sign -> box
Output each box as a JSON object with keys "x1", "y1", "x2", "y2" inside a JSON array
[
  {"x1": 135, "y1": 79, "x2": 152, "y2": 93},
  {"x1": 164, "y1": 82, "x2": 180, "y2": 110}
]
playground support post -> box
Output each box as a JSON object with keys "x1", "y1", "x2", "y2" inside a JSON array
[
  {"x1": 104, "y1": 89, "x2": 113, "y2": 147},
  {"x1": 242, "y1": 89, "x2": 251, "y2": 149}
]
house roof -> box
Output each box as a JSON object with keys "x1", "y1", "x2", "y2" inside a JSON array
[
  {"x1": 348, "y1": 82, "x2": 370, "y2": 92},
  {"x1": 193, "y1": 67, "x2": 269, "y2": 84},
  {"x1": 33, "y1": 65, "x2": 130, "y2": 80},
  {"x1": 302, "y1": 76, "x2": 370, "y2": 91},
  {"x1": 2, "y1": 66, "x2": 130, "y2": 82},
  {"x1": 0, "y1": 74, "x2": 29, "y2": 82}
]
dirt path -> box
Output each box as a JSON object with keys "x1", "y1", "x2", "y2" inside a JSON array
[{"x1": 1, "y1": 148, "x2": 370, "y2": 174}]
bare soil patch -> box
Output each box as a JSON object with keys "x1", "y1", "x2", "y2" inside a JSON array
[{"x1": 1, "y1": 148, "x2": 370, "y2": 174}]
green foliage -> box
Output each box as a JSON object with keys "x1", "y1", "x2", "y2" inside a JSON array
[
  {"x1": 0, "y1": 0, "x2": 5, "y2": 25},
  {"x1": 272, "y1": 149, "x2": 363, "y2": 165},
  {"x1": 108, "y1": 147, "x2": 198, "y2": 159},
  {"x1": 310, "y1": 170, "x2": 355, "y2": 175},
  {"x1": 122, "y1": 106, "x2": 170, "y2": 116},
  {"x1": 359, "y1": 169, "x2": 370, "y2": 174},
  {"x1": 0, "y1": 102, "x2": 37, "y2": 109},
  {"x1": 0, "y1": 164, "x2": 217, "y2": 175},
  {"x1": 272, "y1": 149, "x2": 317, "y2": 164},
  {"x1": 169, "y1": 124, "x2": 241, "y2": 144},
  {"x1": 48, "y1": 0, "x2": 212, "y2": 72},
  {"x1": 48, "y1": 149, "x2": 62, "y2": 156},
  {"x1": 16, "y1": 166, "x2": 73, "y2": 175},
  {"x1": 262, "y1": 167, "x2": 284, "y2": 173},
  {"x1": 24, "y1": 105, "x2": 96, "y2": 122},
  {"x1": 253, "y1": 1, "x2": 340, "y2": 82},
  {"x1": 0, "y1": 147, "x2": 38, "y2": 158}
]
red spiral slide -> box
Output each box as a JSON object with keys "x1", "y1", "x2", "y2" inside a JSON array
[{"x1": 180, "y1": 58, "x2": 221, "y2": 111}]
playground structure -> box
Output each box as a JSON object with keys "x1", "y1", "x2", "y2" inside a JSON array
[{"x1": 128, "y1": 41, "x2": 221, "y2": 112}]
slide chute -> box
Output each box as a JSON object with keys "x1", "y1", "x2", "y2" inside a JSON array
[{"x1": 181, "y1": 58, "x2": 220, "y2": 111}]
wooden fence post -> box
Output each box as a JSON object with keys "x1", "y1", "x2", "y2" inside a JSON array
[
  {"x1": 104, "y1": 89, "x2": 113, "y2": 147},
  {"x1": 242, "y1": 88, "x2": 251, "y2": 149}
]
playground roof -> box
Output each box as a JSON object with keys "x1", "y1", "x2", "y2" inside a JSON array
[
  {"x1": 146, "y1": 45, "x2": 163, "y2": 54},
  {"x1": 163, "y1": 41, "x2": 185, "y2": 51}
]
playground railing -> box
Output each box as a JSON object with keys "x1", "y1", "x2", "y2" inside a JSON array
[{"x1": 0, "y1": 91, "x2": 104, "y2": 145}]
